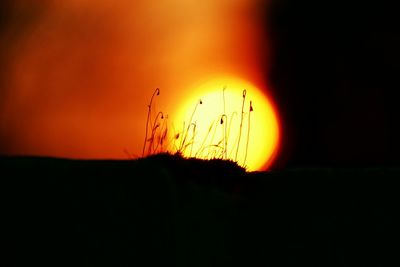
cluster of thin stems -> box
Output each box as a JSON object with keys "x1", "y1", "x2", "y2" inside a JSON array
[
  {"x1": 142, "y1": 88, "x2": 169, "y2": 157},
  {"x1": 142, "y1": 87, "x2": 254, "y2": 168}
]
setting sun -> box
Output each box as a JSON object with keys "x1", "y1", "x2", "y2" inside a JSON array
[
  {"x1": 169, "y1": 77, "x2": 280, "y2": 171},
  {"x1": 0, "y1": 1, "x2": 275, "y2": 170}
]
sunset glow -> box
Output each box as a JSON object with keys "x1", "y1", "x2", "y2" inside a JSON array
[
  {"x1": 0, "y1": 0, "x2": 278, "y2": 169},
  {"x1": 170, "y1": 77, "x2": 280, "y2": 171}
]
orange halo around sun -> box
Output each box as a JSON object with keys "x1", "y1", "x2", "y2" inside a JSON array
[{"x1": 169, "y1": 77, "x2": 280, "y2": 171}]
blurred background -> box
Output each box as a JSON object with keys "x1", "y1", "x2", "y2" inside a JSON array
[{"x1": 0, "y1": 0, "x2": 267, "y2": 160}]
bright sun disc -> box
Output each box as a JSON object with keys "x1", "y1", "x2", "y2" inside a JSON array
[{"x1": 170, "y1": 77, "x2": 280, "y2": 171}]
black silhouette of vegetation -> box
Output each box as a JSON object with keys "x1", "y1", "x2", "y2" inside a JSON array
[
  {"x1": 235, "y1": 89, "x2": 247, "y2": 162},
  {"x1": 141, "y1": 87, "x2": 254, "y2": 169},
  {"x1": 142, "y1": 88, "x2": 160, "y2": 157}
]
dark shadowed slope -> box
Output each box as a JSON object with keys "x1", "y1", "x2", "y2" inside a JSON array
[{"x1": 1, "y1": 154, "x2": 399, "y2": 266}]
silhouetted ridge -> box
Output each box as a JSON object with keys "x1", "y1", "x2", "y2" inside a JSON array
[{"x1": 138, "y1": 152, "x2": 247, "y2": 192}]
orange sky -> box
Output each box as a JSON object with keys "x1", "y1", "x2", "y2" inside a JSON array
[{"x1": 0, "y1": 0, "x2": 273, "y2": 159}]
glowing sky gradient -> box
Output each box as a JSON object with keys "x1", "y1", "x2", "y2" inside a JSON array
[{"x1": 0, "y1": 0, "x2": 277, "y2": 167}]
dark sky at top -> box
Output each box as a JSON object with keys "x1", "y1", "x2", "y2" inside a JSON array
[{"x1": 266, "y1": 0, "x2": 400, "y2": 168}]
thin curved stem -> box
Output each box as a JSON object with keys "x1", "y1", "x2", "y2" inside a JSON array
[
  {"x1": 142, "y1": 88, "x2": 160, "y2": 157},
  {"x1": 235, "y1": 89, "x2": 246, "y2": 162},
  {"x1": 222, "y1": 87, "x2": 227, "y2": 159},
  {"x1": 148, "y1": 111, "x2": 164, "y2": 155},
  {"x1": 153, "y1": 112, "x2": 166, "y2": 153},
  {"x1": 179, "y1": 99, "x2": 202, "y2": 152},
  {"x1": 196, "y1": 120, "x2": 217, "y2": 158},
  {"x1": 244, "y1": 101, "x2": 253, "y2": 167},
  {"x1": 220, "y1": 114, "x2": 227, "y2": 159},
  {"x1": 189, "y1": 123, "x2": 196, "y2": 157}
]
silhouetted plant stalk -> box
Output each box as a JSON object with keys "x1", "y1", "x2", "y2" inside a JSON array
[
  {"x1": 220, "y1": 114, "x2": 227, "y2": 159},
  {"x1": 175, "y1": 122, "x2": 185, "y2": 153},
  {"x1": 141, "y1": 86, "x2": 257, "y2": 169},
  {"x1": 178, "y1": 99, "x2": 202, "y2": 153},
  {"x1": 227, "y1": 111, "x2": 238, "y2": 158},
  {"x1": 161, "y1": 122, "x2": 178, "y2": 153},
  {"x1": 148, "y1": 111, "x2": 164, "y2": 155},
  {"x1": 244, "y1": 100, "x2": 253, "y2": 167},
  {"x1": 216, "y1": 143, "x2": 225, "y2": 159},
  {"x1": 142, "y1": 88, "x2": 160, "y2": 157},
  {"x1": 189, "y1": 123, "x2": 197, "y2": 157},
  {"x1": 195, "y1": 120, "x2": 217, "y2": 158},
  {"x1": 222, "y1": 87, "x2": 227, "y2": 159},
  {"x1": 181, "y1": 123, "x2": 196, "y2": 155},
  {"x1": 123, "y1": 149, "x2": 134, "y2": 159},
  {"x1": 235, "y1": 89, "x2": 247, "y2": 162},
  {"x1": 154, "y1": 114, "x2": 168, "y2": 153},
  {"x1": 206, "y1": 117, "x2": 220, "y2": 158},
  {"x1": 172, "y1": 124, "x2": 181, "y2": 153}
]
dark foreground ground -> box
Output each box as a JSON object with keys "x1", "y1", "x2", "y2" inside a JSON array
[{"x1": 1, "y1": 154, "x2": 399, "y2": 266}]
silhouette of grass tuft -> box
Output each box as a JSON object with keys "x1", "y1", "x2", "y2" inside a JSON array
[
  {"x1": 140, "y1": 87, "x2": 255, "y2": 171},
  {"x1": 142, "y1": 88, "x2": 160, "y2": 157}
]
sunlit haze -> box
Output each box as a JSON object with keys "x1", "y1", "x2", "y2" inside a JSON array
[
  {"x1": 0, "y1": 0, "x2": 279, "y2": 170},
  {"x1": 167, "y1": 77, "x2": 279, "y2": 171}
]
